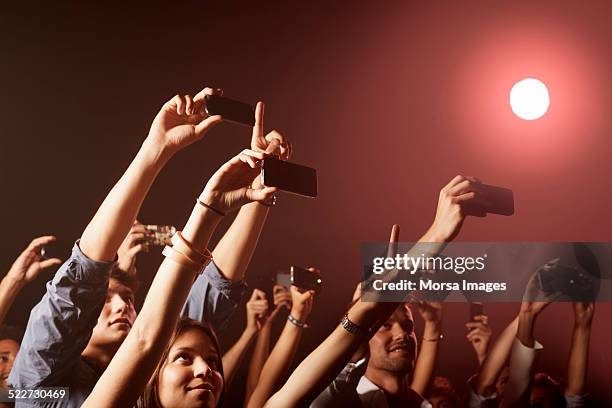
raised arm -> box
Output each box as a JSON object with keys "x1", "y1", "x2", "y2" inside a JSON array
[
  {"x1": 466, "y1": 314, "x2": 492, "y2": 366},
  {"x1": 473, "y1": 317, "x2": 518, "y2": 396},
  {"x1": 246, "y1": 285, "x2": 291, "y2": 401},
  {"x1": 213, "y1": 102, "x2": 291, "y2": 282},
  {"x1": 565, "y1": 302, "x2": 594, "y2": 397},
  {"x1": 80, "y1": 89, "x2": 222, "y2": 262},
  {"x1": 83, "y1": 149, "x2": 277, "y2": 408},
  {"x1": 266, "y1": 175, "x2": 488, "y2": 407},
  {"x1": 500, "y1": 267, "x2": 559, "y2": 407},
  {"x1": 247, "y1": 285, "x2": 315, "y2": 408},
  {"x1": 10, "y1": 88, "x2": 223, "y2": 390},
  {"x1": 0, "y1": 236, "x2": 61, "y2": 325},
  {"x1": 221, "y1": 289, "x2": 269, "y2": 388},
  {"x1": 264, "y1": 225, "x2": 401, "y2": 408},
  {"x1": 410, "y1": 301, "x2": 443, "y2": 395}
]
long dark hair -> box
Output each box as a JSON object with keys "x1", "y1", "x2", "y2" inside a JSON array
[{"x1": 136, "y1": 318, "x2": 225, "y2": 408}]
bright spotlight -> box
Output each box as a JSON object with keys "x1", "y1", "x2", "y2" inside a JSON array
[{"x1": 510, "y1": 78, "x2": 550, "y2": 120}]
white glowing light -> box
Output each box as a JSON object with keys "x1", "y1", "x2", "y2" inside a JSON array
[{"x1": 510, "y1": 78, "x2": 550, "y2": 120}]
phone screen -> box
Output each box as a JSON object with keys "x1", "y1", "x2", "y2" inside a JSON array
[
  {"x1": 204, "y1": 94, "x2": 255, "y2": 127},
  {"x1": 469, "y1": 302, "x2": 484, "y2": 321},
  {"x1": 290, "y1": 266, "x2": 322, "y2": 292},
  {"x1": 276, "y1": 271, "x2": 292, "y2": 289},
  {"x1": 465, "y1": 183, "x2": 514, "y2": 216},
  {"x1": 262, "y1": 157, "x2": 318, "y2": 198}
]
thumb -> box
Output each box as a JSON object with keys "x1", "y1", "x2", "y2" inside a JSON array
[
  {"x1": 246, "y1": 186, "x2": 277, "y2": 203},
  {"x1": 194, "y1": 114, "x2": 223, "y2": 136}
]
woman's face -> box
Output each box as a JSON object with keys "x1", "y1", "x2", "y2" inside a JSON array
[{"x1": 157, "y1": 328, "x2": 223, "y2": 408}]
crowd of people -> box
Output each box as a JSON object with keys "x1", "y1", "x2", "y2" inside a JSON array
[{"x1": 0, "y1": 86, "x2": 596, "y2": 407}]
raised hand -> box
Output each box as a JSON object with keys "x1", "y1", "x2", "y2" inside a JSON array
[
  {"x1": 246, "y1": 289, "x2": 270, "y2": 332},
  {"x1": 522, "y1": 258, "x2": 563, "y2": 315},
  {"x1": 289, "y1": 284, "x2": 315, "y2": 323},
  {"x1": 199, "y1": 149, "x2": 277, "y2": 214},
  {"x1": 572, "y1": 301, "x2": 595, "y2": 327},
  {"x1": 7, "y1": 236, "x2": 62, "y2": 285},
  {"x1": 261, "y1": 284, "x2": 291, "y2": 323},
  {"x1": 147, "y1": 87, "x2": 223, "y2": 154},
  {"x1": 466, "y1": 315, "x2": 492, "y2": 364},
  {"x1": 426, "y1": 175, "x2": 486, "y2": 242},
  {"x1": 416, "y1": 300, "x2": 443, "y2": 324},
  {"x1": 250, "y1": 102, "x2": 292, "y2": 160},
  {"x1": 116, "y1": 221, "x2": 150, "y2": 274}
]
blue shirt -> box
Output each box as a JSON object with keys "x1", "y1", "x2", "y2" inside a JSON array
[{"x1": 8, "y1": 241, "x2": 246, "y2": 407}]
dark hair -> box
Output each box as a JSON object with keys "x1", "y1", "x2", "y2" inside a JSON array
[
  {"x1": 427, "y1": 376, "x2": 460, "y2": 407},
  {"x1": 0, "y1": 325, "x2": 23, "y2": 344},
  {"x1": 110, "y1": 263, "x2": 140, "y2": 293},
  {"x1": 532, "y1": 373, "x2": 566, "y2": 408},
  {"x1": 136, "y1": 318, "x2": 224, "y2": 408}
]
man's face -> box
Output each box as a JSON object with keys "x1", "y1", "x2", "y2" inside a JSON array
[
  {"x1": 89, "y1": 278, "x2": 137, "y2": 348},
  {"x1": 368, "y1": 305, "x2": 417, "y2": 374},
  {"x1": 0, "y1": 339, "x2": 19, "y2": 388}
]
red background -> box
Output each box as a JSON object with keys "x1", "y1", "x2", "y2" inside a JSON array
[{"x1": 2, "y1": 1, "x2": 612, "y2": 404}]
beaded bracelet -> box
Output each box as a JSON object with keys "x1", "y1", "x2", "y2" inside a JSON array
[{"x1": 287, "y1": 314, "x2": 309, "y2": 329}]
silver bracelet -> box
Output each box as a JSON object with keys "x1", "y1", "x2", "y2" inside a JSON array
[{"x1": 287, "y1": 314, "x2": 309, "y2": 328}]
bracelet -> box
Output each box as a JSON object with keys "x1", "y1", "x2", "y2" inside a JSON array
[
  {"x1": 287, "y1": 314, "x2": 309, "y2": 328},
  {"x1": 171, "y1": 231, "x2": 212, "y2": 265},
  {"x1": 196, "y1": 198, "x2": 226, "y2": 217},
  {"x1": 422, "y1": 333, "x2": 444, "y2": 342},
  {"x1": 162, "y1": 245, "x2": 206, "y2": 274},
  {"x1": 340, "y1": 313, "x2": 369, "y2": 337}
]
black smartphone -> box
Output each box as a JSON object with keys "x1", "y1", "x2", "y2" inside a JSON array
[
  {"x1": 204, "y1": 94, "x2": 255, "y2": 127},
  {"x1": 537, "y1": 262, "x2": 594, "y2": 300},
  {"x1": 466, "y1": 183, "x2": 514, "y2": 216},
  {"x1": 262, "y1": 157, "x2": 318, "y2": 198},
  {"x1": 469, "y1": 302, "x2": 484, "y2": 321},
  {"x1": 290, "y1": 266, "x2": 322, "y2": 292}
]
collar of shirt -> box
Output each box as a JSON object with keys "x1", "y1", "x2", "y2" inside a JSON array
[{"x1": 356, "y1": 376, "x2": 433, "y2": 408}]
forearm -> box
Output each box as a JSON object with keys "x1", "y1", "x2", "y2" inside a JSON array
[
  {"x1": 0, "y1": 276, "x2": 24, "y2": 325},
  {"x1": 213, "y1": 202, "x2": 269, "y2": 281},
  {"x1": 81, "y1": 139, "x2": 172, "y2": 262},
  {"x1": 411, "y1": 320, "x2": 441, "y2": 395},
  {"x1": 222, "y1": 327, "x2": 257, "y2": 388},
  {"x1": 247, "y1": 323, "x2": 272, "y2": 401},
  {"x1": 566, "y1": 323, "x2": 591, "y2": 396},
  {"x1": 517, "y1": 309, "x2": 537, "y2": 348},
  {"x1": 247, "y1": 320, "x2": 303, "y2": 408},
  {"x1": 266, "y1": 301, "x2": 397, "y2": 408},
  {"x1": 476, "y1": 317, "x2": 519, "y2": 396},
  {"x1": 84, "y1": 204, "x2": 221, "y2": 407},
  {"x1": 475, "y1": 348, "x2": 487, "y2": 366}
]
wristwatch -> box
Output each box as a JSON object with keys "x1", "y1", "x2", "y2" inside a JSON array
[{"x1": 341, "y1": 313, "x2": 369, "y2": 337}]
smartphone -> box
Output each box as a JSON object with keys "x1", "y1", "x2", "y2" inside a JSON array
[
  {"x1": 276, "y1": 271, "x2": 292, "y2": 289},
  {"x1": 466, "y1": 183, "x2": 514, "y2": 216},
  {"x1": 469, "y1": 302, "x2": 484, "y2": 321},
  {"x1": 204, "y1": 94, "x2": 255, "y2": 127},
  {"x1": 537, "y1": 261, "x2": 594, "y2": 300},
  {"x1": 290, "y1": 266, "x2": 322, "y2": 292},
  {"x1": 144, "y1": 224, "x2": 176, "y2": 246},
  {"x1": 262, "y1": 157, "x2": 318, "y2": 198}
]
